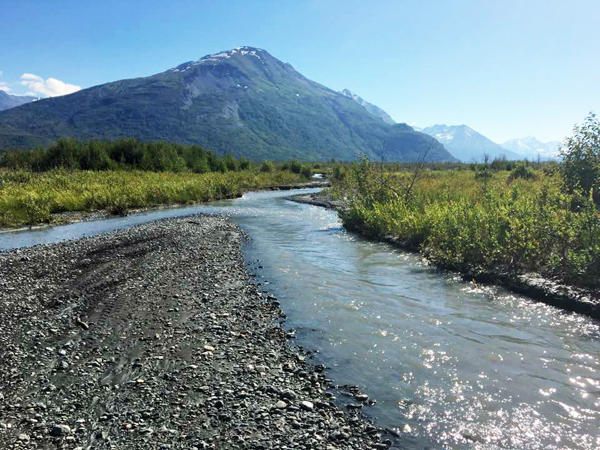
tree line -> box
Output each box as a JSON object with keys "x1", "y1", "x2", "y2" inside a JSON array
[{"x1": 0, "y1": 138, "x2": 252, "y2": 173}]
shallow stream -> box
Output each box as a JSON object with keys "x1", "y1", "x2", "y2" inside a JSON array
[{"x1": 1, "y1": 189, "x2": 599, "y2": 449}]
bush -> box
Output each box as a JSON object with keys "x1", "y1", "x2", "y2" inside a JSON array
[
  {"x1": 300, "y1": 165, "x2": 312, "y2": 179},
  {"x1": 332, "y1": 165, "x2": 346, "y2": 181},
  {"x1": 260, "y1": 160, "x2": 274, "y2": 173},
  {"x1": 474, "y1": 169, "x2": 492, "y2": 180},
  {"x1": 560, "y1": 112, "x2": 600, "y2": 205},
  {"x1": 224, "y1": 154, "x2": 238, "y2": 172},
  {"x1": 289, "y1": 160, "x2": 302, "y2": 174},
  {"x1": 239, "y1": 157, "x2": 250, "y2": 170},
  {"x1": 507, "y1": 163, "x2": 537, "y2": 182}
]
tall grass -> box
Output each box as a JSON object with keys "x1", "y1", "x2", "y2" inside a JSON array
[
  {"x1": 0, "y1": 169, "x2": 304, "y2": 228},
  {"x1": 331, "y1": 161, "x2": 600, "y2": 289}
]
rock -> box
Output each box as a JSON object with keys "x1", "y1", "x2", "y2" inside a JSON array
[
  {"x1": 75, "y1": 317, "x2": 89, "y2": 330},
  {"x1": 276, "y1": 400, "x2": 287, "y2": 409},
  {"x1": 300, "y1": 401, "x2": 314, "y2": 411},
  {"x1": 50, "y1": 424, "x2": 71, "y2": 437},
  {"x1": 18, "y1": 433, "x2": 30, "y2": 441},
  {"x1": 280, "y1": 389, "x2": 297, "y2": 400}
]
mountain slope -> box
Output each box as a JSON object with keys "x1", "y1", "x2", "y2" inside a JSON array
[
  {"x1": 502, "y1": 136, "x2": 560, "y2": 161},
  {"x1": 0, "y1": 91, "x2": 37, "y2": 111},
  {"x1": 421, "y1": 124, "x2": 520, "y2": 162},
  {"x1": 340, "y1": 89, "x2": 395, "y2": 125},
  {"x1": 0, "y1": 47, "x2": 455, "y2": 162}
]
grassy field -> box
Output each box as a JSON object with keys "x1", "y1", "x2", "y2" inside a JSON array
[
  {"x1": 0, "y1": 169, "x2": 306, "y2": 228},
  {"x1": 329, "y1": 161, "x2": 600, "y2": 290}
]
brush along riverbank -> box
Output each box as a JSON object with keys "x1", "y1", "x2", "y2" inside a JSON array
[
  {"x1": 0, "y1": 215, "x2": 393, "y2": 450},
  {"x1": 0, "y1": 169, "x2": 324, "y2": 230},
  {"x1": 289, "y1": 168, "x2": 600, "y2": 320}
]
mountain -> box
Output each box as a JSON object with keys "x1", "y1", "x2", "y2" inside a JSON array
[
  {"x1": 501, "y1": 136, "x2": 561, "y2": 161},
  {"x1": 0, "y1": 91, "x2": 37, "y2": 111},
  {"x1": 420, "y1": 124, "x2": 521, "y2": 162},
  {"x1": 340, "y1": 89, "x2": 395, "y2": 125},
  {"x1": 0, "y1": 47, "x2": 455, "y2": 162}
]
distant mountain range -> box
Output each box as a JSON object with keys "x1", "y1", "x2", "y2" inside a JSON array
[
  {"x1": 340, "y1": 89, "x2": 396, "y2": 125},
  {"x1": 420, "y1": 124, "x2": 521, "y2": 162},
  {"x1": 0, "y1": 91, "x2": 37, "y2": 111},
  {"x1": 0, "y1": 47, "x2": 455, "y2": 162},
  {"x1": 420, "y1": 124, "x2": 560, "y2": 162},
  {"x1": 501, "y1": 136, "x2": 561, "y2": 161}
]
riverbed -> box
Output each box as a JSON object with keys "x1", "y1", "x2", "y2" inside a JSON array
[{"x1": 1, "y1": 188, "x2": 599, "y2": 449}]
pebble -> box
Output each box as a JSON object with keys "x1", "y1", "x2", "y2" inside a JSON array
[
  {"x1": 300, "y1": 401, "x2": 314, "y2": 411},
  {"x1": 50, "y1": 424, "x2": 71, "y2": 437}
]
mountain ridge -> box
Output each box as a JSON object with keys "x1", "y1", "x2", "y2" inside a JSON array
[
  {"x1": 340, "y1": 89, "x2": 396, "y2": 125},
  {"x1": 0, "y1": 91, "x2": 37, "y2": 112},
  {"x1": 0, "y1": 46, "x2": 455, "y2": 162}
]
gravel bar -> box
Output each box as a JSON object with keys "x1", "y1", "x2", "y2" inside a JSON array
[{"x1": 0, "y1": 215, "x2": 393, "y2": 449}]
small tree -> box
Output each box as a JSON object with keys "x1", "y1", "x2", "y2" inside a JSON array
[{"x1": 560, "y1": 112, "x2": 600, "y2": 205}]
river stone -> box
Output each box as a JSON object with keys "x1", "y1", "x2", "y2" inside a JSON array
[
  {"x1": 300, "y1": 401, "x2": 314, "y2": 411},
  {"x1": 50, "y1": 424, "x2": 71, "y2": 437}
]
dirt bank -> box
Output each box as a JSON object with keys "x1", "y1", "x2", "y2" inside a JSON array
[{"x1": 0, "y1": 215, "x2": 392, "y2": 449}]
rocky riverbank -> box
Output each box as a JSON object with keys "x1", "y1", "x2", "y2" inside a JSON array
[
  {"x1": 289, "y1": 192, "x2": 600, "y2": 321},
  {"x1": 0, "y1": 215, "x2": 392, "y2": 449}
]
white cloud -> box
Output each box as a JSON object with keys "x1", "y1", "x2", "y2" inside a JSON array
[
  {"x1": 20, "y1": 73, "x2": 81, "y2": 97},
  {"x1": 0, "y1": 71, "x2": 8, "y2": 92}
]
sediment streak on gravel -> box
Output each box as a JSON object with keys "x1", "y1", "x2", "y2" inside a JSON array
[{"x1": 0, "y1": 215, "x2": 390, "y2": 449}]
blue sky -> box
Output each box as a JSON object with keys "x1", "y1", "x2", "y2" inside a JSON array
[{"x1": 1, "y1": 0, "x2": 598, "y2": 143}]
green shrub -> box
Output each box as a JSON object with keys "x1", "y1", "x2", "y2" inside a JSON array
[
  {"x1": 260, "y1": 160, "x2": 274, "y2": 173},
  {"x1": 560, "y1": 112, "x2": 600, "y2": 205},
  {"x1": 507, "y1": 163, "x2": 537, "y2": 182},
  {"x1": 289, "y1": 160, "x2": 302, "y2": 174},
  {"x1": 300, "y1": 165, "x2": 312, "y2": 179},
  {"x1": 239, "y1": 157, "x2": 250, "y2": 170}
]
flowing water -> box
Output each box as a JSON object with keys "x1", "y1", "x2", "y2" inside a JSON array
[{"x1": 1, "y1": 189, "x2": 599, "y2": 449}]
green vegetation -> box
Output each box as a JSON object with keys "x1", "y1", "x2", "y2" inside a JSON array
[
  {"x1": 0, "y1": 169, "x2": 305, "y2": 228},
  {"x1": 0, "y1": 137, "x2": 257, "y2": 173},
  {"x1": 0, "y1": 138, "x2": 311, "y2": 228},
  {"x1": 329, "y1": 152, "x2": 599, "y2": 290},
  {"x1": 560, "y1": 112, "x2": 600, "y2": 206}
]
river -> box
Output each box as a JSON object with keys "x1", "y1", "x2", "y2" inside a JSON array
[{"x1": 1, "y1": 188, "x2": 599, "y2": 449}]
